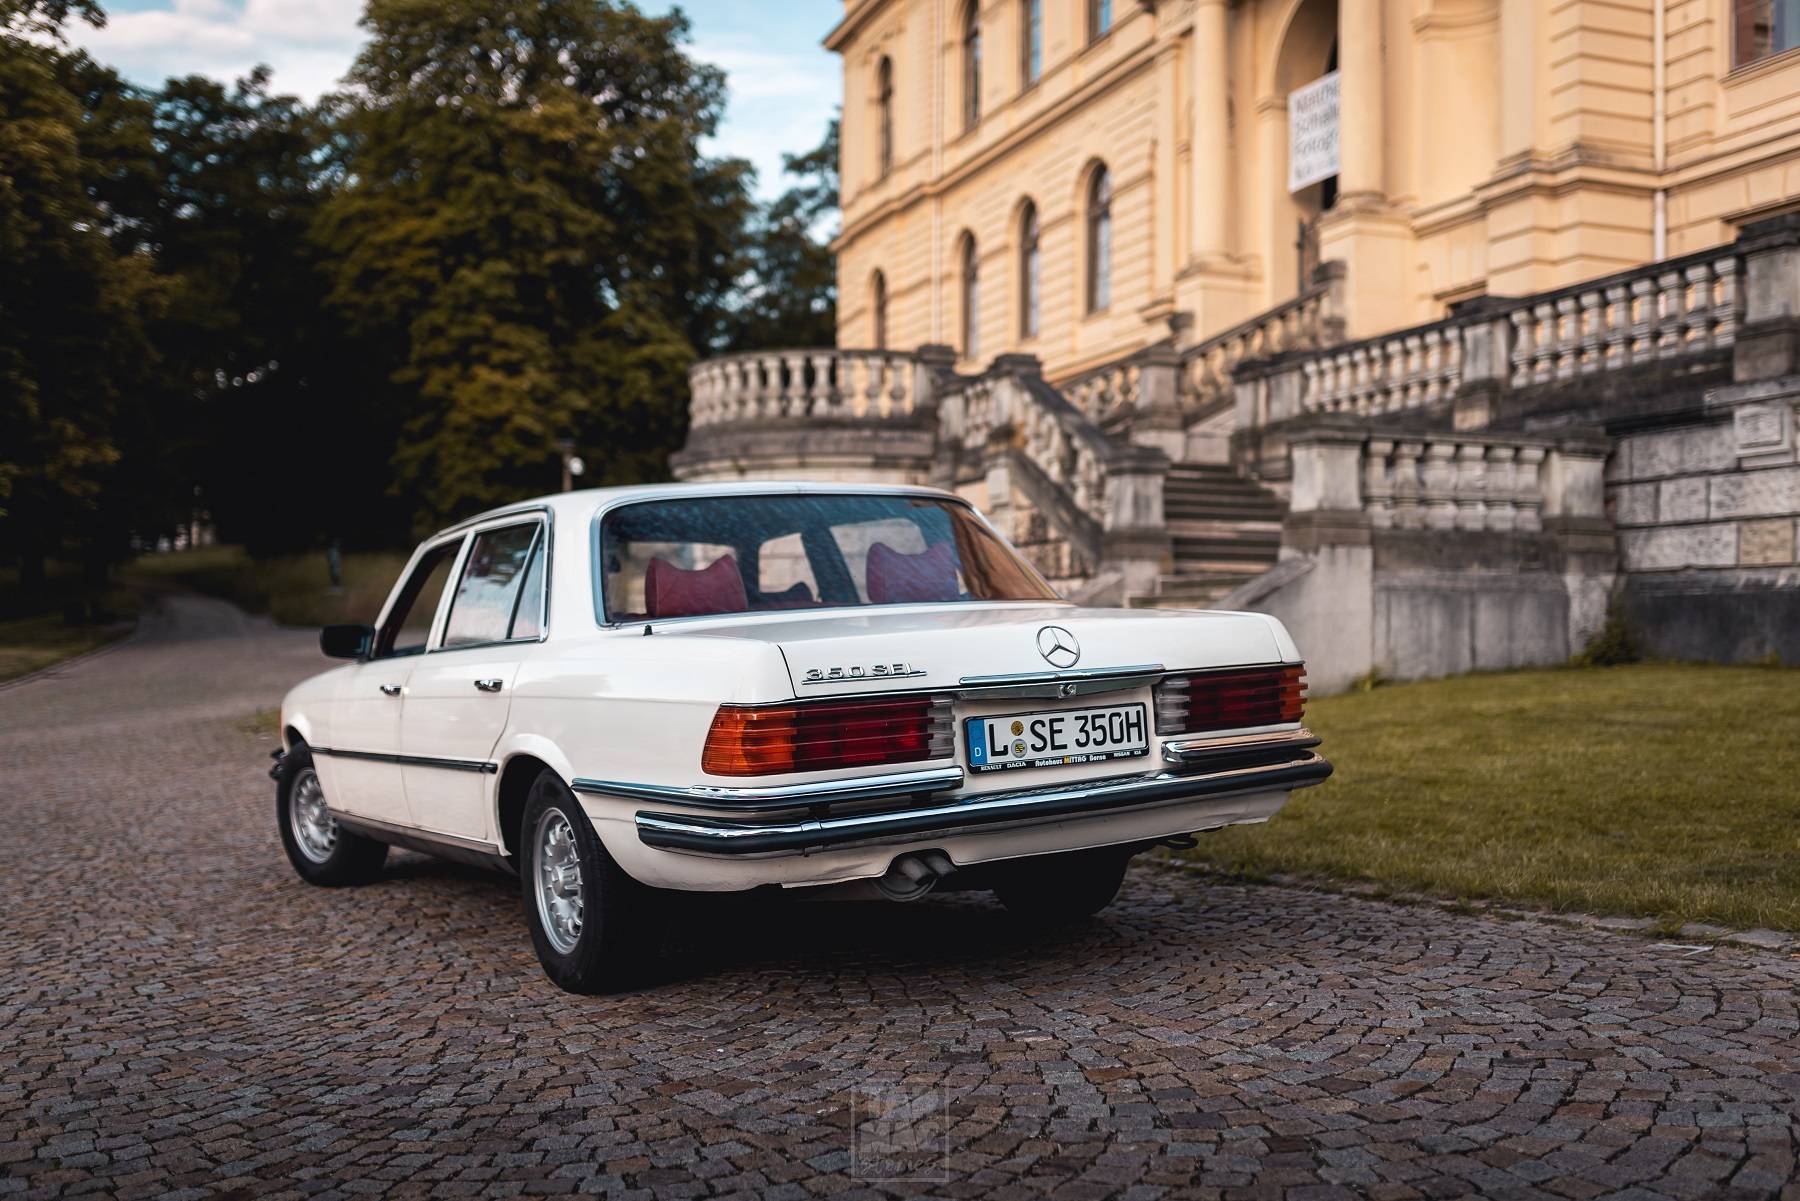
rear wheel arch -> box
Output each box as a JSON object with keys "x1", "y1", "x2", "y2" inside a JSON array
[{"x1": 497, "y1": 753, "x2": 552, "y2": 862}]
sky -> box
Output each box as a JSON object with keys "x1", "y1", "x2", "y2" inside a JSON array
[{"x1": 66, "y1": 0, "x2": 843, "y2": 199}]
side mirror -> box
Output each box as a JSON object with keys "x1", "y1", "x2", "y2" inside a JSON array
[{"x1": 321, "y1": 623, "x2": 374, "y2": 660}]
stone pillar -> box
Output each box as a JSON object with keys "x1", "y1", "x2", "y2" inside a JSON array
[
  {"x1": 1336, "y1": 0, "x2": 1385, "y2": 202},
  {"x1": 1099, "y1": 445, "x2": 1173, "y2": 601},
  {"x1": 1190, "y1": 0, "x2": 1231, "y2": 259},
  {"x1": 1733, "y1": 215, "x2": 1800, "y2": 382},
  {"x1": 1284, "y1": 425, "x2": 1372, "y2": 551},
  {"x1": 1454, "y1": 303, "x2": 1515, "y2": 431},
  {"x1": 1128, "y1": 343, "x2": 1188, "y2": 460}
]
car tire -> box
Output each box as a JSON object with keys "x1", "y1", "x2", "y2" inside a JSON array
[
  {"x1": 276, "y1": 743, "x2": 388, "y2": 886},
  {"x1": 519, "y1": 769, "x2": 656, "y2": 994},
  {"x1": 993, "y1": 847, "x2": 1130, "y2": 924}
]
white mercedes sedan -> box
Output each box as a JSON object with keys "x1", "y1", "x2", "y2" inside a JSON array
[{"x1": 274, "y1": 482, "x2": 1331, "y2": 992}]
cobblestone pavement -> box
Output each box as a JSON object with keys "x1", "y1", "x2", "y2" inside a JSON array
[{"x1": 2, "y1": 595, "x2": 1797, "y2": 1201}]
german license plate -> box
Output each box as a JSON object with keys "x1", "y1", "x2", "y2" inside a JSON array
[{"x1": 964, "y1": 703, "x2": 1149, "y2": 774}]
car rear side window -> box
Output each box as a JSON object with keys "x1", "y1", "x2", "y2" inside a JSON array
[{"x1": 443, "y1": 521, "x2": 542, "y2": 648}]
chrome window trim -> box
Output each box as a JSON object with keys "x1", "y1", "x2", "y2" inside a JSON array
[
  {"x1": 428, "y1": 508, "x2": 553, "y2": 653},
  {"x1": 587, "y1": 490, "x2": 1063, "y2": 630}
]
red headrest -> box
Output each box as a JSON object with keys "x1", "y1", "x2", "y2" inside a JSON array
[
  {"x1": 645, "y1": 555, "x2": 748, "y2": 619},
  {"x1": 866, "y1": 540, "x2": 960, "y2": 604}
]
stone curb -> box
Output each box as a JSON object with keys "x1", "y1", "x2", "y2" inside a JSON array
[{"x1": 1149, "y1": 855, "x2": 1800, "y2": 957}]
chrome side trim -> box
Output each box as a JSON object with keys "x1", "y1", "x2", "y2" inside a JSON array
[
  {"x1": 633, "y1": 752, "x2": 1333, "y2": 857},
  {"x1": 570, "y1": 765, "x2": 966, "y2": 812},
  {"x1": 311, "y1": 746, "x2": 498, "y2": 774},
  {"x1": 329, "y1": 810, "x2": 512, "y2": 872},
  {"x1": 955, "y1": 663, "x2": 1166, "y2": 700}
]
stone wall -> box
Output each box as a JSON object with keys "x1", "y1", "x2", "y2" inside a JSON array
[{"x1": 1607, "y1": 379, "x2": 1800, "y2": 662}]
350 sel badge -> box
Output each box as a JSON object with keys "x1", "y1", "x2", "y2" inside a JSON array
[{"x1": 800, "y1": 662, "x2": 926, "y2": 684}]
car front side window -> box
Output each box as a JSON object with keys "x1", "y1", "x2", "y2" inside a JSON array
[
  {"x1": 376, "y1": 539, "x2": 463, "y2": 658},
  {"x1": 442, "y1": 521, "x2": 543, "y2": 649}
]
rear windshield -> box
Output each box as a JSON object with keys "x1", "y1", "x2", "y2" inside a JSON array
[{"x1": 594, "y1": 493, "x2": 1060, "y2": 623}]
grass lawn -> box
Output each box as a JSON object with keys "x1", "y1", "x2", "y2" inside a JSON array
[
  {"x1": 1182, "y1": 663, "x2": 1800, "y2": 933},
  {"x1": 0, "y1": 613, "x2": 135, "y2": 682},
  {"x1": 125, "y1": 545, "x2": 411, "y2": 629},
  {"x1": 0, "y1": 564, "x2": 140, "y2": 682}
]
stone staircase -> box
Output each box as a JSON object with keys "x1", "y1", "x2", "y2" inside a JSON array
[{"x1": 1132, "y1": 463, "x2": 1285, "y2": 609}]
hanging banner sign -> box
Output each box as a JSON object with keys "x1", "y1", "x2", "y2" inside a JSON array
[{"x1": 1288, "y1": 70, "x2": 1340, "y2": 193}]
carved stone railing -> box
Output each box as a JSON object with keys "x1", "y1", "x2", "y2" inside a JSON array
[
  {"x1": 1286, "y1": 423, "x2": 1610, "y2": 533},
  {"x1": 937, "y1": 354, "x2": 1170, "y2": 597},
  {"x1": 1184, "y1": 261, "x2": 1347, "y2": 416},
  {"x1": 686, "y1": 347, "x2": 933, "y2": 428},
  {"x1": 1238, "y1": 243, "x2": 1749, "y2": 431}
]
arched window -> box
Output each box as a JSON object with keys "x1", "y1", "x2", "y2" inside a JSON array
[
  {"x1": 1018, "y1": 202, "x2": 1041, "y2": 340},
  {"x1": 962, "y1": 2, "x2": 982, "y2": 130},
  {"x1": 1086, "y1": 165, "x2": 1112, "y2": 314},
  {"x1": 1020, "y1": 0, "x2": 1042, "y2": 87},
  {"x1": 1088, "y1": 0, "x2": 1113, "y2": 42},
  {"x1": 871, "y1": 270, "x2": 888, "y2": 349},
  {"x1": 876, "y1": 57, "x2": 895, "y2": 178},
  {"x1": 960, "y1": 234, "x2": 981, "y2": 361}
]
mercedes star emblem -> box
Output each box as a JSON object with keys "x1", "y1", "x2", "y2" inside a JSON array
[{"x1": 1036, "y1": 625, "x2": 1081, "y2": 669}]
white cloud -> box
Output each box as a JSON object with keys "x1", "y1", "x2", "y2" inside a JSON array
[
  {"x1": 69, "y1": 0, "x2": 363, "y2": 98},
  {"x1": 66, "y1": 2, "x2": 838, "y2": 198}
]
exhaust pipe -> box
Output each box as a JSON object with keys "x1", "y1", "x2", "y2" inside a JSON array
[{"x1": 875, "y1": 850, "x2": 955, "y2": 901}]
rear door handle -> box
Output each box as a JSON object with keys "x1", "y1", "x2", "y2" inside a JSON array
[
  {"x1": 379, "y1": 684, "x2": 402, "y2": 696},
  {"x1": 474, "y1": 678, "x2": 503, "y2": 693}
]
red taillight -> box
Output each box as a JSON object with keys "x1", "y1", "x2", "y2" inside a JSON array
[
  {"x1": 702, "y1": 696, "x2": 953, "y2": 776},
  {"x1": 1153, "y1": 665, "x2": 1305, "y2": 736}
]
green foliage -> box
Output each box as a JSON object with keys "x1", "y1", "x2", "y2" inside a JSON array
[
  {"x1": 1571, "y1": 598, "x2": 1641, "y2": 667},
  {"x1": 725, "y1": 117, "x2": 839, "y2": 352},
  {"x1": 314, "y1": 0, "x2": 755, "y2": 529},
  {"x1": 2, "y1": 0, "x2": 801, "y2": 565},
  {"x1": 0, "y1": 17, "x2": 161, "y2": 579}
]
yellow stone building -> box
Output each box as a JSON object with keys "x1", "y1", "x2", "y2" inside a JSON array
[{"x1": 827, "y1": 0, "x2": 1800, "y2": 373}]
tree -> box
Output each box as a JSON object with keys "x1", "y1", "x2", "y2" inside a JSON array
[
  {"x1": 723, "y1": 117, "x2": 839, "y2": 352},
  {"x1": 0, "y1": 1, "x2": 164, "y2": 583},
  {"x1": 314, "y1": 0, "x2": 755, "y2": 529}
]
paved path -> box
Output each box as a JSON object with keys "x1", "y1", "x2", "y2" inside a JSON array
[{"x1": 1, "y1": 595, "x2": 1796, "y2": 1201}]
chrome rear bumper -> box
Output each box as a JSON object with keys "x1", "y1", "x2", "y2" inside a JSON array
[{"x1": 590, "y1": 728, "x2": 1329, "y2": 857}]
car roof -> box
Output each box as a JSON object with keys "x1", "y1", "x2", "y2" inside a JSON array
[{"x1": 431, "y1": 480, "x2": 967, "y2": 540}]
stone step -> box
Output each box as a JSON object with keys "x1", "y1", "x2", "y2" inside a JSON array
[
  {"x1": 1172, "y1": 536, "x2": 1282, "y2": 562},
  {"x1": 1126, "y1": 572, "x2": 1255, "y2": 610},
  {"x1": 1165, "y1": 518, "x2": 1284, "y2": 539},
  {"x1": 1164, "y1": 500, "x2": 1287, "y2": 521}
]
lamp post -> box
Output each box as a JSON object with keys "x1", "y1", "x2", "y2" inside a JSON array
[{"x1": 558, "y1": 438, "x2": 586, "y2": 492}]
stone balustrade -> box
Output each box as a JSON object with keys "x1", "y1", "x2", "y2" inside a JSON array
[
  {"x1": 940, "y1": 367, "x2": 1110, "y2": 522},
  {"x1": 1236, "y1": 245, "x2": 1749, "y2": 429},
  {"x1": 686, "y1": 348, "x2": 930, "y2": 428},
  {"x1": 1287, "y1": 425, "x2": 1610, "y2": 532},
  {"x1": 1506, "y1": 253, "x2": 1742, "y2": 386},
  {"x1": 1185, "y1": 262, "x2": 1346, "y2": 414}
]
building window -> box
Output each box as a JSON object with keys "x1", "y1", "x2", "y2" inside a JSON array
[
  {"x1": 1086, "y1": 165, "x2": 1112, "y2": 314},
  {"x1": 1019, "y1": 201, "x2": 1041, "y2": 339},
  {"x1": 872, "y1": 270, "x2": 888, "y2": 349},
  {"x1": 1089, "y1": 0, "x2": 1113, "y2": 42},
  {"x1": 1021, "y1": 0, "x2": 1042, "y2": 86},
  {"x1": 962, "y1": 3, "x2": 983, "y2": 130},
  {"x1": 960, "y1": 234, "x2": 981, "y2": 361},
  {"x1": 1735, "y1": 0, "x2": 1800, "y2": 66},
  {"x1": 876, "y1": 57, "x2": 895, "y2": 177}
]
